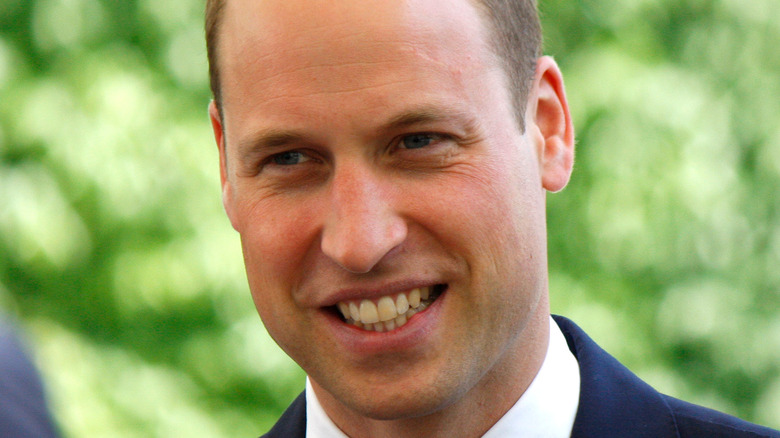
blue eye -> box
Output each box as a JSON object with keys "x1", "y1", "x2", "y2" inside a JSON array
[
  {"x1": 401, "y1": 134, "x2": 435, "y2": 149},
  {"x1": 272, "y1": 151, "x2": 307, "y2": 165}
]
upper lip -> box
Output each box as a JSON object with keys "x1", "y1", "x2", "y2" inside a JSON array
[{"x1": 318, "y1": 279, "x2": 443, "y2": 308}]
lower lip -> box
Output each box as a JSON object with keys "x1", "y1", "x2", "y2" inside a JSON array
[{"x1": 323, "y1": 289, "x2": 447, "y2": 356}]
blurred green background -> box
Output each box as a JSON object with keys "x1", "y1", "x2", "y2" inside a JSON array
[{"x1": 0, "y1": 0, "x2": 778, "y2": 436}]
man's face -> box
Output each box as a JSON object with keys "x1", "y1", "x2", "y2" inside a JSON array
[{"x1": 212, "y1": 0, "x2": 563, "y2": 424}]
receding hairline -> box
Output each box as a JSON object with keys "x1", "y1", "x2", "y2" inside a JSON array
[{"x1": 205, "y1": 0, "x2": 541, "y2": 129}]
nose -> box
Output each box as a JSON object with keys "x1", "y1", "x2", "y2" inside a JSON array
[{"x1": 320, "y1": 163, "x2": 407, "y2": 274}]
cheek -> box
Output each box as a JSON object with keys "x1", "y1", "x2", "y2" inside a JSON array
[
  {"x1": 422, "y1": 158, "x2": 544, "y2": 250},
  {"x1": 237, "y1": 201, "x2": 322, "y2": 361},
  {"x1": 414, "y1": 158, "x2": 548, "y2": 310},
  {"x1": 234, "y1": 193, "x2": 323, "y2": 296}
]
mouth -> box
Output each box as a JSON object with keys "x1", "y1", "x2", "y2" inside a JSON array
[{"x1": 332, "y1": 284, "x2": 447, "y2": 332}]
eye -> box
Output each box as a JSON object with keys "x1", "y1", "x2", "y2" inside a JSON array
[
  {"x1": 400, "y1": 133, "x2": 439, "y2": 149},
  {"x1": 270, "y1": 150, "x2": 310, "y2": 165}
]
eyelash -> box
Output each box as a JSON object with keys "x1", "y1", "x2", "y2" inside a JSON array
[
  {"x1": 398, "y1": 133, "x2": 441, "y2": 150},
  {"x1": 270, "y1": 150, "x2": 312, "y2": 166},
  {"x1": 260, "y1": 132, "x2": 452, "y2": 169},
  {"x1": 395, "y1": 132, "x2": 455, "y2": 155}
]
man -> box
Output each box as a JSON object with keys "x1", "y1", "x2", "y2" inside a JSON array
[{"x1": 204, "y1": 0, "x2": 780, "y2": 436}]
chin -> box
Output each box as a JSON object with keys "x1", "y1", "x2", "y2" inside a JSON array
[
  {"x1": 332, "y1": 374, "x2": 469, "y2": 422},
  {"x1": 355, "y1": 393, "x2": 453, "y2": 421}
]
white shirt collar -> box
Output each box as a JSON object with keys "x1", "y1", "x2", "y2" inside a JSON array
[
  {"x1": 306, "y1": 316, "x2": 580, "y2": 438},
  {"x1": 481, "y1": 316, "x2": 580, "y2": 438},
  {"x1": 306, "y1": 376, "x2": 348, "y2": 438}
]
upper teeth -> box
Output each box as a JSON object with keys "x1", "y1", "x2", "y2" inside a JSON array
[{"x1": 337, "y1": 287, "x2": 432, "y2": 332}]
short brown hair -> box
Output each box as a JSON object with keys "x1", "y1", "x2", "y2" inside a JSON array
[{"x1": 205, "y1": 0, "x2": 541, "y2": 129}]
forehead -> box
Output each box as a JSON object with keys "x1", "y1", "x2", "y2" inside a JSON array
[
  {"x1": 215, "y1": 0, "x2": 518, "y2": 144},
  {"x1": 218, "y1": 0, "x2": 498, "y2": 96},
  {"x1": 219, "y1": 0, "x2": 490, "y2": 49}
]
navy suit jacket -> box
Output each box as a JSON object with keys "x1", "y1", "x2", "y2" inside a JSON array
[
  {"x1": 0, "y1": 319, "x2": 60, "y2": 438},
  {"x1": 261, "y1": 316, "x2": 780, "y2": 437}
]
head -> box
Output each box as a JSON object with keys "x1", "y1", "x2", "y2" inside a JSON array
[
  {"x1": 205, "y1": 0, "x2": 573, "y2": 434},
  {"x1": 206, "y1": 0, "x2": 542, "y2": 131}
]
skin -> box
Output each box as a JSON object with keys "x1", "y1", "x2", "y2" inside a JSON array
[{"x1": 209, "y1": 0, "x2": 574, "y2": 436}]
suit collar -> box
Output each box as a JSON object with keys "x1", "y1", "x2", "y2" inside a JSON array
[
  {"x1": 260, "y1": 392, "x2": 306, "y2": 438},
  {"x1": 553, "y1": 315, "x2": 679, "y2": 437}
]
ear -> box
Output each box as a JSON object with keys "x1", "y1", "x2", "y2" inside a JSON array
[
  {"x1": 527, "y1": 56, "x2": 575, "y2": 193},
  {"x1": 209, "y1": 100, "x2": 239, "y2": 231}
]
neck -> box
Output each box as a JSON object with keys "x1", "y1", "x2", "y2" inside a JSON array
[{"x1": 312, "y1": 297, "x2": 551, "y2": 438}]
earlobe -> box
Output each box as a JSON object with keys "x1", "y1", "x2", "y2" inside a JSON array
[
  {"x1": 209, "y1": 100, "x2": 240, "y2": 231},
  {"x1": 530, "y1": 56, "x2": 575, "y2": 193}
]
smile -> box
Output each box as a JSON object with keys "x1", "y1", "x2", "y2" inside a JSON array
[{"x1": 335, "y1": 285, "x2": 445, "y2": 332}]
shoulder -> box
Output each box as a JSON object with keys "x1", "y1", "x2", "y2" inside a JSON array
[
  {"x1": 664, "y1": 396, "x2": 780, "y2": 438},
  {"x1": 552, "y1": 315, "x2": 780, "y2": 438}
]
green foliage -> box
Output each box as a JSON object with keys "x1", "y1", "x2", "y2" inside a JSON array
[
  {"x1": 543, "y1": 0, "x2": 780, "y2": 426},
  {"x1": 1, "y1": 0, "x2": 778, "y2": 436}
]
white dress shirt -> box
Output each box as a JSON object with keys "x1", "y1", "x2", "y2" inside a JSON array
[{"x1": 306, "y1": 316, "x2": 580, "y2": 437}]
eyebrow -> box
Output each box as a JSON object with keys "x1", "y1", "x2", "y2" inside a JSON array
[
  {"x1": 235, "y1": 105, "x2": 479, "y2": 161},
  {"x1": 379, "y1": 105, "x2": 478, "y2": 134},
  {"x1": 237, "y1": 129, "x2": 306, "y2": 164}
]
